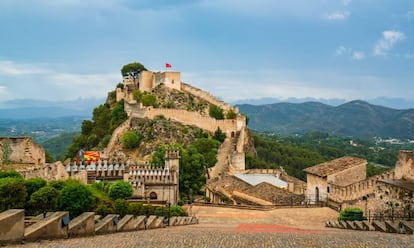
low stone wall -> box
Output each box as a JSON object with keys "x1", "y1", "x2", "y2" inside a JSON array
[{"x1": 0, "y1": 210, "x2": 199, "y2": 244}]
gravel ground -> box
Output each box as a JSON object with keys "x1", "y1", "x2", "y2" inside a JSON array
[{"x1": 7, "y1": 206, "x2": 414, "y2": 248}]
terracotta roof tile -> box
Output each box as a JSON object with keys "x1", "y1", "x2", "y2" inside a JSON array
[{"x1": 303, "y1": 156, "x2": 366, "y2": 177}]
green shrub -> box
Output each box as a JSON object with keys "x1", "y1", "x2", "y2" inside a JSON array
[
  {"x1": 28, "y1": 186, "x2": 59, "y2": 217},
  {"x1": 128, "y1": 202, "x2": 143, "y2": 216},
  {"x1": 108, "y1": 180, "x2": 133, "y2": 200},
  {"x1": 0, "y1": 177, "x2": 27, "y2": 212},
  {"x1": 226, "y1": 109, "x2": 237, "y2": 119},
  {"x1": 114, "y1": 199, "x2": 129, "y2": 217},
  {"x1": 57, "y1": 182, "x2": 95, "y2": 218},
  {"x1": 0, "y1": 170, "x2": 23, "y2": 180},
  {"x1": 141, "y1": 94, "x2": 158, "y2": 107},
  {"x1": 121, "y1": 131, "x2": 141, "y2": 149},
  {"x1": 24, "y1": 178, "x2": 47, "y2": 200},
  {"x1": 48, "y1": 180, "x2": 67, "y2": 191},
  {"x1": 209, "y1": 104, "x2": 224, "y2": 120},
  {"x1": 338, "y1": 208, "x2": 366, "y2": 221}
]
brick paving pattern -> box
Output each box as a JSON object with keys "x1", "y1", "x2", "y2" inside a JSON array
[{"x1": 9, "y1": 206, "x2": 414, "y2": 248}]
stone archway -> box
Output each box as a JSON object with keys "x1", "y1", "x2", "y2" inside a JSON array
[
  {"x1": 149, "y1": 192, "x2": 157, "y2": 200},
  {"x1": 231, "y1": 131, "x2": 235, "y2": 138}
]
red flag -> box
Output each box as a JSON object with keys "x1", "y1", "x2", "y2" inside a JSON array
[{"x1": 165, "y1": 63, "x2": 172, "y2": 68}]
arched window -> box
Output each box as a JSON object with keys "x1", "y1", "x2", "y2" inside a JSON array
[{"x1": 149, "y1": 192, "x2": 157, "y2": 200}]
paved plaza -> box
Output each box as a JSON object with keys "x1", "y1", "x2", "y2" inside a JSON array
[{"x1": 9, "y1": 206, "x2": 414, "y2": 248}]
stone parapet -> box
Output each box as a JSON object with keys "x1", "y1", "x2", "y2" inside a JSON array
[
  {"x1": 0, "y1": 209, "x2": 24, "y2": 244},
  {"x1": 24, "y1": 212, "x2": 69, "y2": 242}
]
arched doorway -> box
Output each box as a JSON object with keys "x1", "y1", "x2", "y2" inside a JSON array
[
  {"x1": 149, "y1": 192, "x2": 157, "y2": 200},
  {"x1": 231, "y1": 131, "x2": 235, "y2": 138},
  {"x1": 315, "y1": 187, "x2": 319, "y2": 203}
]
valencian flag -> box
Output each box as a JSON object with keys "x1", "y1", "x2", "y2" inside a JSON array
[
  {"x1": 165, "y1": 63, "x2": 172, "y2": 69},
  {"x1": 84, "y1": 151, "x2": 100, "y2": 162}
]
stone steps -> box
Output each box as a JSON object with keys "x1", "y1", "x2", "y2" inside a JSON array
[{"x1": 326, "y1": 219, "x2": 414, "y2": 234}]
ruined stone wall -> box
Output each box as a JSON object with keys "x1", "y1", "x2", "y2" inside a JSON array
[
  {"x1": 17, "y1": 161, "x2": 69, "y2": 181},
  {"x1": 0, "y1": 137, "x2": 45, "y2": 165},
  {"x1": 327, "y1": 162, "x2": 366, "y2": 187},
  {"x1": 181, "y1": 83, "x2": 236, "y2": 113},
  {"x1": 393, "y1": 150, "x2": 414, "y2": 180}
]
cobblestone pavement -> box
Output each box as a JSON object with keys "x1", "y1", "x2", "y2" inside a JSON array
[{"x1": 9, "y1": 206, "x2": 414, "y2": 248}]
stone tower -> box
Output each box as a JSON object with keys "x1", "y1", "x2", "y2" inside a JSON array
[{"x1": 165, "y1": 150, "x2": 180, "y2": 172}]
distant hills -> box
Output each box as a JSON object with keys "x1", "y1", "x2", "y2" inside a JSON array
[
  {"x1": 0, "y1": 98, "x2": 104, "y2": 119},
  {"x1": 232, "y1": 97, "x2": 414, "y2": 110},
  {"x1": 237, "y1": 100, "x2": 414, "y2": 139}
]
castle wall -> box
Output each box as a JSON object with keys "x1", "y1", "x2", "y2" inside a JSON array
[
  {"x1": 328, "y1": 170, "x2": 395, "y2": 203},
  {"x1": 142, "y1": 107, "x2": 240, "y2": 136},
  {"x1": 181, "y1": 83, "x2": 236, "y2": 113},
  {"x1": 0, "y1": 137, "x2": 45, "y2": 165},
  {"x1": 327, "y1": 162, "x2": 366, "y2": 187}
]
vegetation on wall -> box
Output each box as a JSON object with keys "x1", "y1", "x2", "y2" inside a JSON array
[
  {"x1": 1, "y1": 140, "x2": 12, "y2": 165},
  {"x1": 209, "y1": 104, "x2": 224, "y2": 120}
]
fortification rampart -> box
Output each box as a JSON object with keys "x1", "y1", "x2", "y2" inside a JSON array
[
  {"x1": 16, "y1": 162, "x2": 69, "y2": 182},
  {"x1": 181, "y1": 83, "x2": 237, "y2": 113},
  {"x1": 142, "y1": 107, "x2": 242, "y2": 135},
  {"x1": 328, "y1": 170, "x2": 396, "y2": 203},
  {"x1": 104, "y1": 117, "x2": 132, "y2": 156}
]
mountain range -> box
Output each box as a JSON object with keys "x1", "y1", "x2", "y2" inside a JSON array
[{"x1": 237, "y1": 100, "x2": 414, "y2": 139}]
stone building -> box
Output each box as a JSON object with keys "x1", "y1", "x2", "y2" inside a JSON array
[
  {"x1": 303, "y1": 156, "x2": 367, "y2": 203},
  {"x1": 66, "y1": 151, "x2": 180, "y2": 205},
  {"x1": 0, "y1": 137, "x2": 45, "y2": 165},
  {"x1": 304, "y1": 151, "x2": 414, "y2": 215}
]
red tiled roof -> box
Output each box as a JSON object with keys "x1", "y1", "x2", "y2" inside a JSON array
[{"x1": 303, "y1": 156, "x2": 366, "y2": 177}]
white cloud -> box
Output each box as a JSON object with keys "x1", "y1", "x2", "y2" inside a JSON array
[
  {"x1": 0, "y1": 60, "x2": 120, "y2": 101},
  {"x1": 0, "y1": 60, "x2": 49, "y2": 76},
  {"x1": 373, "y1": 30, "x2": 406, "y2": 56},
  {"x1": 352, "y1": 51, "x2": 365, "y2": 60},
  {"x1": 342, "y1": 0, "x2": 351, "y2": 6},
  {"x1": 324, "y1": 10, "x2": 350, "y2": 21},
  {"x1": 335, "y1": 46, "x2": 350, "y2": 56}
]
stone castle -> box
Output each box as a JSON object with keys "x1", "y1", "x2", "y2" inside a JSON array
[{"x1": 3, "y1": 68, "x2": 414, "y2": 213}]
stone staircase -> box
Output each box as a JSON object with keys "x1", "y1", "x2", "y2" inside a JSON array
[
  {"x1": 208, "y1": 136, "x2": 236, "y2": 179},
  {"x1": 326, "y1": 219, "x2": 414, "y2": 234}
]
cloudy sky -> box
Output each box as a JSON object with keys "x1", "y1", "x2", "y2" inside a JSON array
[{"x1": 0, "y1": 0, "x2": 413, "y2": 104}]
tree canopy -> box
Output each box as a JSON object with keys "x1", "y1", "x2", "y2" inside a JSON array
[
  {"x1": 121, "y1": 62, "x2": 147, "y2": 77},
  {"x1": 108, "y1": 180, "x2": 133, "y2": 200},
  {"x1": 57, "y1": 182, "x2": 95, "y2": 217}
]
